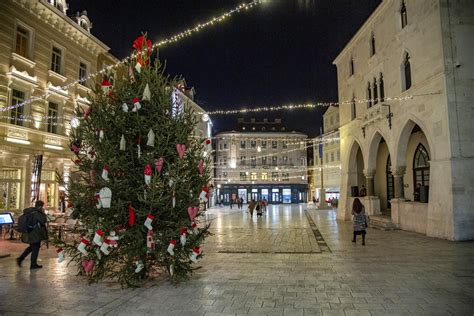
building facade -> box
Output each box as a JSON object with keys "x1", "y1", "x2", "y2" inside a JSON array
[
  {"x1": 334, "y1": 0, "x2": 474, "y2": 240},
  {"x1": 313, "y1": 105, "x2": 341, "y2": 202},
  {"x1": 215, "y1": 119, "x2": 308, "y2": 205},
  {"x1": 0, "y1": 0, "x2": 112, "y2": 214}
]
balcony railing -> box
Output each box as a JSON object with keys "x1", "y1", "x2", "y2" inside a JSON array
[{"x1": 362, "y1": 102, "x2": 389, "y2": 127}]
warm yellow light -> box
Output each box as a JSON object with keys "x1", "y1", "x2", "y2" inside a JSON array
[
  {"x1": 44, "y1": 144, "x2": 63, "y2": 150},
  {"x1": 6, "y1": 137, "x2": 30, "y2": 145}
]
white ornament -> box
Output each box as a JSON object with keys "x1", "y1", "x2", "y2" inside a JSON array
[
  {"x1": 190, "y1": 248, "x2": 200, "y2": 263},
  {"x1": 122, "y1": 103, "x2": 129, "y2": 112},
  {"x1": 135, "y1": 261, "x2": 144, "y2": 273},
  {"x1": 99, "y1": 130, "x2": 104, "y2": 142},
  {"x1": 93, "y1": 230, "x2": 104, "y2": 246},
  {"x1": 146, "y1": 129, "x2": 155, "y2": 147},
  {"x1": 180, "y1": 234, "x2": 187, "y2": 247},
  {"x1": 57, "y1": 248, "x2": 65, "y2": 263},
  {"x1": 170, "y1": 264, "x2": 174, "y2": 276},
  {"x1": 142, "y1": 83, "x2": 151, "y2": 101},
  {"x1": 137, "y1": 144, "x2": 141, "y2": 158},
  {"x1": 99, "y1": 187, "x2": 112, "y2": 208},
  {"x1": 144, "y1": 214, "x2": 154, "y2": 230},
  {"x1": 100, "y1": 239, "x2": 112, "y2": 255},
  {"x1": 135, "y1": 62, "x2": 141, "y2": 73},
  {"x1": 101, "y1": 166, "x2": 109, "y2": 182},
  {"x1": 120, "y1": 135, "x2": 126, "y2": 151},
  {"x1": 77, "y1": 238, "x2": 89, "y2": 255},
  {"x1": 167, "y1": 240, "x2": 176, "y2": 256}
]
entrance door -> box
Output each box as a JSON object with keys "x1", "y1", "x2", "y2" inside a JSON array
[
  {"x1": 272, "y1": 192, "x2": 280, "y2": 203},
  {"x1": 386, "y1": 156, "x2": 394, "y2": 209}
]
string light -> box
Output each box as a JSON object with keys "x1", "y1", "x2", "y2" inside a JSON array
[
  {"x1": 1, "y1": 0, "x2": 262, "y2": 113},
  {"x1": 202, "y1": 95, "x2": 415, "y2": 116}
]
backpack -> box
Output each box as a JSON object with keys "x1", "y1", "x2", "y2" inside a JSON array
[{"x1": 17, "y1": 209, "x2": 36, "y2": 233}]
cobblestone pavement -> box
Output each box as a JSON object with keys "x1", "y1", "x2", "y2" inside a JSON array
[{"x1": 1, "y1": 204, "x2": 474, "y2": 316}]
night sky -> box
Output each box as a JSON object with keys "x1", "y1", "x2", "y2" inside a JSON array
[{"x1": 68, "y1": 0, "x2": 381, "y2": 137}]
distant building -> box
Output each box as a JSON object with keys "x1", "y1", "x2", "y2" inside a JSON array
[
  {"x1": 215, "y1": 118, "x2": 308, "y2": 205},
  {"x1": 313, "y1": 105, "x2": 341, "y2": 202},
  {"x1": 0, "y1": 0, "x2": 114, "y2": 213},
  {"x1": 333, "y1": 0, "x2": 474, "y2": 240}
]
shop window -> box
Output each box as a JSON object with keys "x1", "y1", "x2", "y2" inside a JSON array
[{"x1": 0, "y1": 168, "x2": 22, "y2": 212}]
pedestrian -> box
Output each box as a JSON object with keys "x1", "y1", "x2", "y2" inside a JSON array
[
  {"x1": 240, "y1": 197, "x2": 244, "y2": 210},
  {"x1": 17, "y1": 200, "x2": 48, "y2": 269},
  {"x1": 248, "y1": 199, "x2": 257, "y2": 217},
  {"x1": 351, "y1": 198, "x2": 367, "y2": 245},
  {"x1": 230, "y1": 198, "x2": 233, "y2": 209}
]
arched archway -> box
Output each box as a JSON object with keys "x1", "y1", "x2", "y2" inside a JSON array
[
  {"x1": 396, "y1": 119, "x2": 432, "y2": 201},
  {"x1": 347, "y1": 140, "x2": 365, "y2": 197},
  {"x1": 368, "y1": 131, "x2": 392, "y2": 214}
]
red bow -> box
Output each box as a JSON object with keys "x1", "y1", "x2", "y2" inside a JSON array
[{"x1": 132, "y1": 35, "x2": 152, "y2": 66}]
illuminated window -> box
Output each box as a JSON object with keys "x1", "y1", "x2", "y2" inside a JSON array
[
  {"x1": 261, "y1": 172, "x2": 268, "y2": 180},
  {"x1": 250, "y1": 172, "x2": 257, "y2": 180},
  {"x1": 272, "y1": 141, "x2": 277, "y2": 149},
  {"x1": 10, "y1": 89, "x2": 25, "y2": 126},
  {"x1": 51, "y1": 46, "x2": 62, "y2": 74},
  {"x1": 15, "y1": 26, "x2": 29, "y2": 58}
]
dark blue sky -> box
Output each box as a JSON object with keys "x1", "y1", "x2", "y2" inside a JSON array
[{"x1": 69, "y1": 0, "x2": 381, "y2": 137}]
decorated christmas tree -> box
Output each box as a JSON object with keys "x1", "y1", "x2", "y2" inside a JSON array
[{"x1": 55, "y1": 34, "x2": 212, "y2": 286}]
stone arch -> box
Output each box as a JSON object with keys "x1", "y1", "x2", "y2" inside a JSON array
[
  {"x1": 395, "y1": 117, "x2": 434, "y2": 168},
  {"x1": 346, "y1": 138, "x2": 364, "y2": 171},
  {"x1": 367, "y1": 129, "x2": 391, "y2": 171}
]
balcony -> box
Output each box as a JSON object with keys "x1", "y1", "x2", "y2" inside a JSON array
[{"x1": 362, "y1": 102, "x2": 390, "y2": 127}]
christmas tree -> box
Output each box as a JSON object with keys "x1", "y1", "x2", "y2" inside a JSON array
[{"x1": 55, "y1": 34, "x2": 212, "y2": 287}]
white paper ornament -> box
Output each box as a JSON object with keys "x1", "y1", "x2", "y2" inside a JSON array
[
  {"x1": 170, "y1": 264, "x2": 174, "y2": 276},
  {"x1": 77, "y1": 238, "x2": 89, "y2": 255},
  {"x1": 135, "y1": 62, "x2": 141, "y2": 73},
  {"x1": 122, "y1": 103, "x2": 129, "y2": 112},
  {"x1": 142, "y1": 83, "x2": 151, "y2": 101},
  {"x1": 99, "y1": 130, "x2": 104, "y2": 142},
  {"x1": 99, "y1": 187, "x2": 112, "y2": 208},
  {"x1": 146, "y1": 129, "x2": 155, "y2": 147},
  {"x1": 120, "y1": 135, "x2": 126, "y2": 151},
  {"x1": 100, "y1": 239, "x2": 112, "y2": 255},
  {"x1": 137, "y1": 145, "x2": 141, "y2": 158},
  {"x1": 93, "y1": 230, "x2": 104, "y2": 246}
]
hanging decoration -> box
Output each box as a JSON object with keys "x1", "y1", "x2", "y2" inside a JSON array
[
  {"x1": 144, "y1": 164, "x2": 152, "y2": 185},
  {"x1": 154, "y1": 157, "x2": 164, "y2": 173},
  {"x1": 77, "y1": 238, "x2": 89, "y2": 255},
  {"x1": 142, "y1": 83, "x2": 151, "y2": 101},
  {"x1": 120, "y1": 135, "x2": 126, "y2": 151},
  {"x1": 176, "y1": 144, "x2": 186, "y2": 159},
  {"x1": 144, "y1": 214, "x2": 154, "y2": 230},
  {"x1": 167, "y1": 239, "x2": 176, "y2": 256},
  {"x1": 189, "y1": 247, "x2": 200, "y2": 263},
  {"x1": 146, "y1": 129, "x2": 155, "y2": 147}
]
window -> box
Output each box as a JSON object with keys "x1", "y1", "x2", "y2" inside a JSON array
[
  {"x1": 413, "y1": 144, "x2": 430, "y2": 189},
  {"x1": 272, "y1": 156, "x2": 277, "y2": 166},
  {"x1": 379, "y1": 73, "x2": 385, "y2": 102},
  {"x1": 272, "y1": 172, "x2": 279, "y2": 181},
  {"x1": 401, "y1": 1, "x2": 408, "y2": 28},
  {"x1": 240, "y1": 172, "x2": 247, "y2": 181},
  {"x1": 330, "y1": 152, "x2": 334, "y2": 162},
  {"x1": 261, "y1": 172, "x2": 268, "y2": 180},
  {"x1": 51, "y1": 46, "x2": 62, "y2": 74},
  {"x1": 261, "y1": 140, "x2": 267, "y2": 149},
  {"x1": 240, "y1": 140, "x2": 246, "y2": 149},
  {"x1": 10, "y1": 89, "x2": 25, "y2": 126},
  {"x1": 240, "y1": 156, "x2": 246, "y2": 166},
  {"x1": 15, "y1": 26, "x2": 29, "y2": 58},
  {"x1": 47, "y1": 102, "x2": 58, "y2": 134},
  {"x1": 282, "y1": 173, "x2": 289, "y2": 181},
  {"x1": 219, "y1": 159, "x2": 222, "y2": 166},
  {"x1": 282, "y1": 141, "x2": 288, "y2": 149},
  {"x1": 262, "y1": 157, "x2": 267, "y2": 165},
  {"x1": 250, "y1": 172, "x2": 257, "y2": 180},
  {"x1": 403, "y1": 53, "x2": 412, "y2": 91},
  {"x1": 79, "y1": 62, "x2": 87, "y2": 83},
  {"x1": 351, "y1": 96, "x2": 356, "y2": 120},
  {"x1": 283, "y1": 156, "x2": 288, "y2": 162},
  {"x1": 373, "y1": 77, "x2": 378, "y2": 105},
  {"x1": 367, "y1": 82, "x2": 372, "y2": 108},
  {"x1": 349, "y1": 57, "x2": 354, "y2": 76},
  {"x1": 223, "y1": 156, "x2": 227, "y2": 166},
  {"x1": 219, "y1": 143, "x2": 222, "y2": 150},
  {"x1": 223, "y1": 142, "x2": 227, "y2": 149},
  {"x1": 272, "y1": 141, "x2": 277, "y2": 149},
  {"x1": 251, "y1": 156, "x2": 256, "y2": 168},
  {"x1": 223, "y1": 172, "x2": 228, "y2": 178},
  {"x1": 250, "y1": 140, "x2": 256, "y2": 148},
  {"x1": 370, "y1": 33, "x2": 376, "y2": 56}
]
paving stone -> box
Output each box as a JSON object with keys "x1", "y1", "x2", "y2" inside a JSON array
[{"x1": 0, "y1": 205, "x2": 473, "y2": 315}]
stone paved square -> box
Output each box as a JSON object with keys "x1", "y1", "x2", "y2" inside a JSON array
[{"x1": 1, "y1": 204, "x2": 474, "y2": 315}]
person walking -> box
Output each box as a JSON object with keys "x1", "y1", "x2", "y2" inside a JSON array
[
  {"x1": 240, "y1": 197, "x2": 244, "y2": 210},
  {"x1": 230, "y1": 198, "x2": 233, "y2": 209},
  {"x1": 248, "y1": 199, "x2": 257, "y2": 217},
  {"x1": 17, "y1": 200, "x2": 48, "y2": 269},
  {"x1": 351, "y1": 198, "x2": 367, "y2": 245}
]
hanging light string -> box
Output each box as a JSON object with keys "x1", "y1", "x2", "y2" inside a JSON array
[
  {"x1": 0, "y1": 0, "x2": 262, "y2": 113},
  {"x1": 202, "y1": 95, "x2": 416, "y2": 115}
]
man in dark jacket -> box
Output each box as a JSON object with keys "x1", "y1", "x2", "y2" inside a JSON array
[{"x1": 17, "y1": 201, "x2": 48, "y2": 269}]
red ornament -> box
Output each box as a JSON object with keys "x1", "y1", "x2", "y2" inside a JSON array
[
  {"x1": 205, "y1": 139, "x2": 211, "y2": 145},
  {"x1": 132, "y1": 35, "x2": 152, "y2": 66},
  {"x1": 128, "y1": 204, "x2": 136, "y2": 227}
]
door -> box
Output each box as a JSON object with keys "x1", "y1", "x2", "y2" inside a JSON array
[{"x1": 386, "y1": 156, "x2": 394, "y2": 209}]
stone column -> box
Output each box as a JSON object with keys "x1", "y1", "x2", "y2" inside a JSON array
[
  {"x1": 364, "y1": 169, "x2": 376, "y2": 196},
  {"x1": 393, "y1": 166, "x2": 406, "y2": 200}
]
